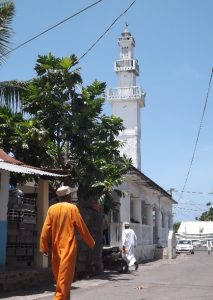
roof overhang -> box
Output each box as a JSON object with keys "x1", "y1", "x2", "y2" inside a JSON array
[
  {"x1": 0, "y1": 161, "x2": 67, "y2": 177},
  {"x1": 0, "y1": 148, "x2": 67, "y2": 178},
  {"x1": 126, "y1": 165, "x2": 177, "y2": 204}
]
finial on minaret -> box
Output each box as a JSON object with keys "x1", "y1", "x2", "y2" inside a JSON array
[{"x1": 122, "y1": 23, "x2": 131, "y2": 37}]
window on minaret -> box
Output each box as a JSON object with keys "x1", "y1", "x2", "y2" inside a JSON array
[{"x1": 121, "y1": 47, "x2": 128, "y2": 58}]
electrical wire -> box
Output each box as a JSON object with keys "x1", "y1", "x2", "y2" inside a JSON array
[
  {"x1": 173, "y1": 189, "x2": 212, "y2": 207},
  {"x1": 174, "y1": 190, "x2": 213, "y2": 195},
  {"x1": 0, "y1": 0, "x2": 104, "y2": 59},
  {"x1": 1, "y1": 0, "x2": 137, "y2": 68},
  {"x1": 174, "y1": 207, "x2": 206, "y2": 212},
  {"x1": 77, "y1": 0, "x2": 137, "y2": 63},
  {"x1": 175, "y1": 203, "x2": 209, "y2": 207},
  {"x1": 178, "y1": 68, "x2": 213, "y2": 204}
]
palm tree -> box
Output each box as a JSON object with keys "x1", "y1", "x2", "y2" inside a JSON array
[
  {"x1": 0, "y1": 80, "x2": 28, "y2": 111},
  {"x1": 0, "y1": 1, "x2": 23, "y2": 110},
  {"x1": 0, "y1": 0, "x2": 15, "y2": 64}
]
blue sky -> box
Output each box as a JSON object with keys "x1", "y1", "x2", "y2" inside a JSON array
[{"x1": 1, "y1": 0, "x2": 213, "y2": 222}]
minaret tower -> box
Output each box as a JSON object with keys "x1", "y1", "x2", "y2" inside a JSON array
[{"x1": 107, "y1": 25, "x2": 145, "y2": 170}]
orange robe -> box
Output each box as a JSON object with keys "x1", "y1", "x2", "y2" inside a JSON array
[{"x1": 40, "y1": 202, "x2": 95, "y2": 300}]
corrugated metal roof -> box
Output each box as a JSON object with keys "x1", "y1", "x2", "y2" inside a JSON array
[
  {"x1": 0, "y1": 161, "x2": 66, "y2": 177},
  {"x1": 0, "y1": 149, "x2": 66, "y2": 177}
]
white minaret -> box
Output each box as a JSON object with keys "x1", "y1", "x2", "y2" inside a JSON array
[{"x1": 107, "y1": 25, "x2": 145, "y2": 170}]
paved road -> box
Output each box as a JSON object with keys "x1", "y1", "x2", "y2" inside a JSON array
[{"x1": 1, "y1": 250, "x2": 213, "y2": 300}]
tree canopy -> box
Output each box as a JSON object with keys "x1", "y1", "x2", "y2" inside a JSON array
[
  {"x1": 0, "y1": 53, "x2": 132, "y2": 208},
  {"x1": 197, "y1": 202, "x2": 213, "y2": 221},
  {"x1": 173, "y1": 221, "x2": 181, "y2": 233}
]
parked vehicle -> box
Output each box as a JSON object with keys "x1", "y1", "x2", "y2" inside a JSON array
[
  {"x1": 102, "y1": 246, "x2": 129, "y2": 273},
  {"x1": 176, "y1": 239, "x2": 194, "y2": 254}
]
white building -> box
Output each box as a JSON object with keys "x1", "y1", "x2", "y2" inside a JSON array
[
  {"x1": 107, "y1": 25, "x2": 176, "y2": 260},
  {"x1": 177, "y1": 221, "x2": 213, "y2": 242}
]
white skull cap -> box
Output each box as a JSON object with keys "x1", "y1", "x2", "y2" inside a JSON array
[{"x1": 56, "y1": 186, "x2": 72, "y2": 197}]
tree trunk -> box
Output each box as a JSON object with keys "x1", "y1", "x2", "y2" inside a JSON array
[{"x1": 76, "y1": 206, "x2": 103, "y2": 279}]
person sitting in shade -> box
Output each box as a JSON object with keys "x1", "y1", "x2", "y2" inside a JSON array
[
  {"x1": 122, "y1": 222, "x2": 139, "y2": 271},
  {"x1": 40, "y1": 185, "x2": 95, "y2": 300}
]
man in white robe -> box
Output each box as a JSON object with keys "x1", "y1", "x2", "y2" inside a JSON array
[{"x1": 122, "y1": 222, "x2": 139, "y2": 270}]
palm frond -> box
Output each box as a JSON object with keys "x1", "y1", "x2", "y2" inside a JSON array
[
  {"x1": 0, "y1": 1, "x2": 15, "y2": 64},
  {"x1": 0, "y1": 80, "x2": 29, "y2": 112}
]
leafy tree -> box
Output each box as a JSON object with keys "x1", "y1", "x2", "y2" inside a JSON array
[
  {"x1": 0, "y1": 1, "x2": 27, "y2": 110},
  {"x1": 173, "y1": 221, "x2": 181, "y2": 233},
  {"x1": 0, "y1": 106, "x2": 55, "y2": 167},
  {"x1": 20, "y1": 53, "x2": 131, "y2": 203},
  {"x1": 198, "y1": 203, "x2": 213, "y2": 221},
  {"x1": 4, "y1": 53, "x2": 131, "y2": 274},
  {"x1": 0, "y1": 80, "x2": 28, "y2": 111}
]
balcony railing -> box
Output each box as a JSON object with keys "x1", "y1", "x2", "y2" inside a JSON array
[
  {"x1": 107, "y1": 86, "x2": 145, "y2": 105},
  {"x1": 114, "y1": 59, "x2": 139, "y2": 75}
]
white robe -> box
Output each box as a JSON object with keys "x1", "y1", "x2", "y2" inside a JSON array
[
  {"x1": 207, "y1": 240, "x2": 212, "y2": 252},
  {"x1": 122, "y1": 228, "x2": 137, "y2": 266}
]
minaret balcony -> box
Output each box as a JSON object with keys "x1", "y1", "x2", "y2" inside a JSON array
[
  {"x1": 107, "y1": 86, "x2": 145, "y2": 106},
  {"x1": 114, "y1": 59, "x2": 139, "y2": 75}
]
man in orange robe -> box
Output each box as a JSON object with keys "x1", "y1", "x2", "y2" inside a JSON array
[{"x1": 40, "y1": 186, "x2": 95, "y2": 300}]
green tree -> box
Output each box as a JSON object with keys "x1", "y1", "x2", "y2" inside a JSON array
[
  {"x1": 0, "y1": 105, "x2": 57, "y2": 167},
  {"x1": 173, "y1": 221, "x2": 181, "y2": 233},
  {"x1": 5, "y1": 53, "x2": 131, "y2": 274},
  {"x1": 198, "y1": 202, "x2": 213, "y2": 221},
  {"x1": 0, "y1": 80, "x2": 28, "y2": 112},
  {"x1": 0, "y1": 1, "x2": 28, "y2": 110}
]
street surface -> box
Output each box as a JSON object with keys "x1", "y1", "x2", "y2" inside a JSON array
[{"x1": 1, "y1": 249, "x2": 213, "y2": 300}]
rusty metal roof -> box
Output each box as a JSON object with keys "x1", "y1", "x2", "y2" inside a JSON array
[{"x1": 0, "y1": 149, "x2": 23, "y2": 164}]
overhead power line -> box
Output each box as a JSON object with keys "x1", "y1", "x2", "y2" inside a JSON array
[
  {"x1": 174, "y1": 206, "x2": 206, "y2": 212},
  {"x1": 178, "y1": 68, "x2": 213, "y2": 204},
  {"x1": 0, "y1": 0, "x2": 104, "y2": 59},
  {"x1": 174, "y1": 190, "x2": 213, "y2": 195},
  {"x1": 175, "y1": 203, "x2": 208, "y2": 207},
  {"x1": 77, "y1": 0, "x2": 137, "y2": 63}
]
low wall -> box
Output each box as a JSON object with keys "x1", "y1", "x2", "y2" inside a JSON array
[
  {"x1": 0, "y1": 268, "x2": 53, "y2": 292},
  {"x1": 136, "y1": 244, "x2": 155, "y2": 261}
]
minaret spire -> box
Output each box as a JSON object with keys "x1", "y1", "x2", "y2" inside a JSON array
[{"x1": 107, "y1": 26, "x2": 146, "y2": 170}]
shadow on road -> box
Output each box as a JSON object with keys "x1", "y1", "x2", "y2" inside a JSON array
[
  {"x1": 0, "y1": 269, "x2": 139, "y2": 299},
  {"x1": 0, "y1": 283, "x2": 55, "y2": 299}
]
